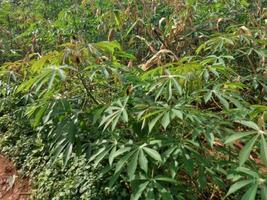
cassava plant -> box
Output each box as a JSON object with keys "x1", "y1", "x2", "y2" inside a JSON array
[{"x1": 0, "y1": 0, "x2": 267, "y2": 199}]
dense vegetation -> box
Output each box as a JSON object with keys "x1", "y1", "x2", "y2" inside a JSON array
[{"x1": 0, "y1": 0, "x2": 267, "y2": 199}]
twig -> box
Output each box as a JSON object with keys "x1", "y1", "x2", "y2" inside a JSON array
[{"x1": 77, "y1": 73, "x2": 100, "y2": 105}]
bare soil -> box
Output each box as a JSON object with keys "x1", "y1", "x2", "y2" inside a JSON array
[{"x1": 0, "y1": 155, "x2": 30, "y2": 200}]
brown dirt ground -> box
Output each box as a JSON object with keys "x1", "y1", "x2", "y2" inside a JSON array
[{"x1": 0, "y1": 155, "x2": 30, "y2": 200}]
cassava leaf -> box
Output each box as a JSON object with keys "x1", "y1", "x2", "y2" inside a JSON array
[
  {"x1": 226, "y1": 180, "x2": 253, "y2": 197},
  {"x1": 236, "y1": 120, "x2": 260, "y2": 131},
  {"x1": 131, "y1": 181, "x2": 149, "y2": 200},
  {"x1": 139, "y1": 149, "x2": 148, "y2": 173},
  {"x1": 239, "y1": 135, "x2": 258, "y2": 166},
  {"x1": 241, "y1": 184, "x2": 258, "y2": 200},
  {"x1": 225, "y1": 132, "x2": 253, "y2": 144},
  {"x1": 143, "y1": 147, "x2": 162, "y2": 162},
  {"x1": 260, "y1": 134, "x2": 267, "y2": 166},
  {"x1": 127, "y1": 150, "x2": 139, "y2": 179}
]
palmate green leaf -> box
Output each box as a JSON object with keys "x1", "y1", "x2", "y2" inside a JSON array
[
  {"x1": 224, "y1": 94, "x2": 243, "y2": 108},
  {"x1": 224, "y1": 132, "x2": 253, "y2": 144},
  {"x1": 236, "y1": 120, "x2": 260, "y2": 131},
  {"x1": 47, "y1": 70, "x2": 56, "y2": 90},
  {"x1": 204, "y1": 90, "x2": 212, "y2": 103},
  {"x1": 109, "y1": 147, "x2": 131, "y2": 166},
  {"x1": 148, "y1": 113, "x2": 163, "y2": 133},
  {"x1": 139, "y1": 149, "x2": 148, "y2": 173},
  {"x1": 154, "y1": 182, "x2": 173, "y2": 200},
  {"x1": 241, "y1": 184, "x2": 258, "y2": 200},
  {"x1": 155, "y1": 83, "x2": 166, "y2": 101},
  {"x1": 152, "y1": 74, "x2": 183, "y2": 101},
  {"x1": 63, "y1": 121, "x2": 78, "y2": 166},
  {"x1": 17, "y1": 75, "x2": 39, "y2": 93},
  {"x1": 63, "y1": 143, "x2": 73, "y2": 168},
  {"x1": 94, "y1": 147, "x2": 111, "y2": 167},
  {"x1": 146, "y1": 188, "x2": 155, "y2": 200},
  {"x1": 51, "y1": 138, "x2": 68, "y2": 165},
  {"x1": 198, "y1": 166, "x2": 207, "y2": 189},
  {"x1": 143, "y1": 147, "x2": 162, "y2": 162},
  {"x1": 43, "y1": 102, "x2": 55, "y2": 124},
  {"x1": 171, "y1": 109, "x2": 183, "y2": 120},
  {"x1": 100, "y1": 97, "x2": 129, "y2": 131},
  {"x1": 32, "y1": 104, "x2": 47, "y2": 127},
  {"x1": 35, "y1": 76, "x2": 49, "y2": 93},
  {"x1": 260, "y1": 134, "x2": 267, "y2": 165},
  {"x1": 130, "y1": 181, "x2": 149, "y2": 200},
  {"x1": 162, "y1": 146, "x2": 177, "y2": 161},
  {"x1": 18, "y1": 65, "x2": 70, "y2": 94},
  {"x1": 145, "y1": 105, "x2": 184, "y2": 132},
  {"x1": 108, "y1": 170, "x2": 122, "y2": 188},
  {"x1": 51, "y1": 120, "x2": 77, "y2": 167},
  {"x1": 100, "y1": 112, "x2": 117, "y2": 131},
  {"x1": 236, "y1": 167, "x2": 259, "y2": 178},
  {"x1": 30, "y1": 56, "x2": 48, "y2": 72},
  {"x1": 115, "y1": 150, "x2": 135, "y2": 174},
  {"x1": 43, "y1": 66, "x2": 68, "y2": 87},
  {"x1": 127, "y1": 150, "x2": 139, "y2": 180},
  {"x1": 108, "y1": 146, "x2": 117, "y2": 165},
  {"x1": 226, "y1": 180, "x2": 253, "y2": 197},
  {"x1": 239, "y1": 135, "x2": 258, "y2": 165},
  {"x1": 122, "y1": 109, "x2": 128, "y2": 122},
  {"x1": 111, "y1": 115, "x2": 120, "y2": 131},
  {"x1": 171, "y1": 77, "x2": 182, "y2": 95},
  {"x1": 161, "y1": 112, "x2": 170, "y2": 130},
  {"x1": 215, "y1": 93, "x2": 229, "y2": 109},
  {"x1": 89, "y1": 146, "x2": 106, "y2": 162}
]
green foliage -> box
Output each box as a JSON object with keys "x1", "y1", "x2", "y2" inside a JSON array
[
  {"x1": 1, "y1": 0, "x2": 267, "y2": 200},
  {"x1": 31, "y1": 155, "x2": 128, "y2": 200}
]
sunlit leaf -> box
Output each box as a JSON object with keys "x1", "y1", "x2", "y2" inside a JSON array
[
  {"x1": 226, "y1": 180, "x2": 253, "y2": 197},
  {"x1": 239, "y1": 135, "x2": 258, "y2": 165},
  {"x1": 143, "y1": 147, "x2": 162, "y2": 162}
]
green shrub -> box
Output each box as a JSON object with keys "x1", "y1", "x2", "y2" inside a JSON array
[{"x1": 0, "y1": 0, "x2": 267, "y2": 200}]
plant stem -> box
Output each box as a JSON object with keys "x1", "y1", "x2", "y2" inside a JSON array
[{"x1": 77, "y1": 73, "x2": 100, "y2": 105}]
